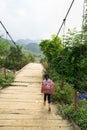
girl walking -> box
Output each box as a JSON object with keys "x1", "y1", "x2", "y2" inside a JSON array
[{"x1": 41, "y1": 73, "x2": 55, "y2": 111}]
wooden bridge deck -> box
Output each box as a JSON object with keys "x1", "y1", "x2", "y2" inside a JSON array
[{"x1": 0, "y1": 63, "x2": 74, "y2": 130}]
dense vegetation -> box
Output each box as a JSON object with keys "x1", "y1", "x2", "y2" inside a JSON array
[
  {"x1": 40, "y1": 31, "x2": 87, "y2": 92},
  {"x1": 39, "y1": 2, "x2": 87, "y2": 130}
]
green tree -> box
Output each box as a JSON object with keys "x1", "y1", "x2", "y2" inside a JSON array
[
  {"x1": 62, "y1": 30, "x2": 87, "y2": 91},
  {"x1": 0, "y1": 39, "x2": 9, "y2": 67},
  {"x1": 40, "y1": 36, "x2": 62, "y2": 65},
  {"x1": 5, "y1": 45, "x2": 23, "y2": 70}
]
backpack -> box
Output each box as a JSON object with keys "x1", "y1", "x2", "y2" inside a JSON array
[
  {"x1": 41, "y1": 79, "x2": 55, "y2": 94},
  {"x1": 45, "y1": 81, "x2": 51, "y2": 89}
]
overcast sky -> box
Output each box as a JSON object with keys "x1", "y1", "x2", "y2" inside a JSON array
[{"x1": 0, "y1": 0, "x2": 84, "y2": 41}]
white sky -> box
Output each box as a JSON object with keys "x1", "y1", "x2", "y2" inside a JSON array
[{"x1": 0, "y1": 0, "x2": 84, "y2": 41}]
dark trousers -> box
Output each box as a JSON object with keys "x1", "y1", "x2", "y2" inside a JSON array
[{"x1": 44, "y1": 94, "x2": 51, "y2": 104}]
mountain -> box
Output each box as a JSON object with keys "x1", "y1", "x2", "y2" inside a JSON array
[
  {"x1": 24, "y1": 43, "x2": 41, "y2": 54},
  {"x1": 16, "y1": 39, "x2": 41, "y2": 45},
  {"x1": 16, "y1": 39, "x2": 42, "y2": 54},
  {"x1": 0, "y1": 37, "x2": 12, "y2": 45}
]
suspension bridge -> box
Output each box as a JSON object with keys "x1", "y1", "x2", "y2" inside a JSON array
[{"x1": 0, "y1": 0, "x2": 85, "y2": 130}]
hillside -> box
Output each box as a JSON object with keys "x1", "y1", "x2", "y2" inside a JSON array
[
  {"x1": 16, "y1": 39, "x2": 42, "y2": 54},
  {"x1": 0, "y1": 37, "x2": 12, "y2": 45},
  {"x1": 24, "y1": 43, "x2": 41, "y2": 53},
  {"x1": 16, "y1": 39, "x2": 40, "y2": 45}
]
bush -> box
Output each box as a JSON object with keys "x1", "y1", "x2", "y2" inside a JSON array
[
  {"x1": 57, "y1": 100, "x2": 87, "y2": 130},
  {"x1": 0, "y1": 72, "x2": 14, "y2": 88},
  {"x1": 52, "y1": 82, "x2": 73, "y2": 104}
]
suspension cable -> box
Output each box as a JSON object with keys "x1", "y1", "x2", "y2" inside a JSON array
[
  {"x1": 82, "y1": 0, "x2": 85, "y2": 27},
  {"x1": 80, "y1": 0, "x2": 86, "y2": 44},
  {"x1": 0, "y1": 21, "x2": 16, "y2": 45},
  {"x1": 55, "y1": 0, "x2": 75, "y2": 39}
]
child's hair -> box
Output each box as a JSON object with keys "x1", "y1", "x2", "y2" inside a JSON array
[{"x1": 44, "y1": 73, "x2": 49, "y2": 80}]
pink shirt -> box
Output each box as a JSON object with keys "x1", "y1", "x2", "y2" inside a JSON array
[{"x1": 41, "y1": 79, "x2": 55, "y2": 94}]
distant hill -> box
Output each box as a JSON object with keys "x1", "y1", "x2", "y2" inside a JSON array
[
  {"x1": 0, "y1": 37, "x2": 42, "y2": 54},
  {"x1": 16, "y1": 39, "x2": 42, "y2": 54},
  {"x1": 16, "y1": 39, "x2": 41, "y2": 45},
  {"x1": 24, "y1": 43, "x2": 41, "y2": 54}
]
